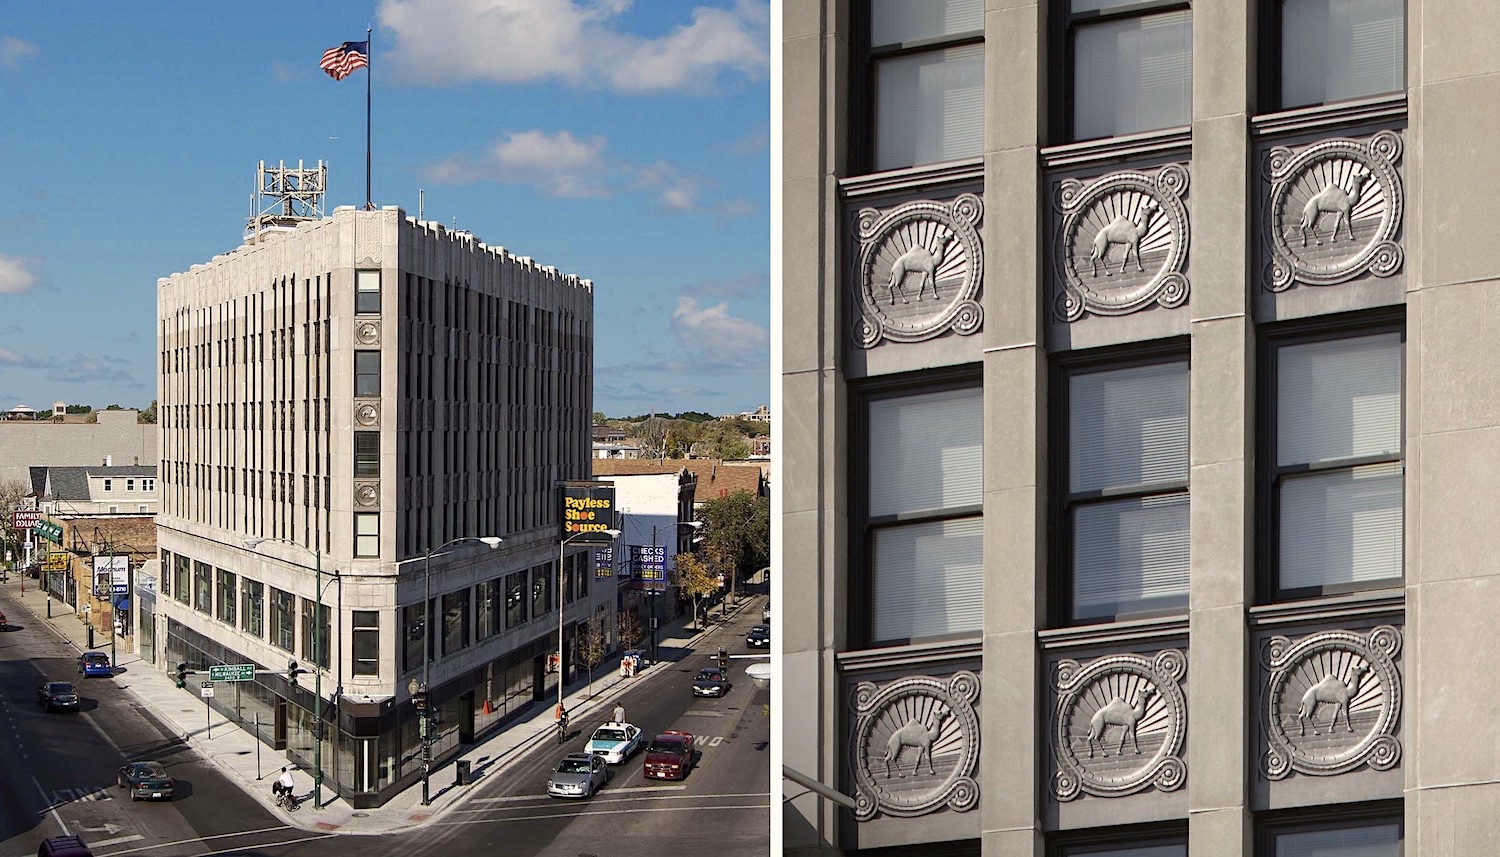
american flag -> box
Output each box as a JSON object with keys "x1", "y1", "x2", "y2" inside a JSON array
[{"x1": 320, "y1": 41, "x2": 368, "y2": 81}]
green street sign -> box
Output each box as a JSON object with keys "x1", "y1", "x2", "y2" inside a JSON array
[{"x1": 208, "y1": 664, "x2": 255, "y2": 682}]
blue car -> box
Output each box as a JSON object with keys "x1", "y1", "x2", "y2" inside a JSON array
[{"x1": 79, "y1": 652, "x2": 112, "y2": 677}]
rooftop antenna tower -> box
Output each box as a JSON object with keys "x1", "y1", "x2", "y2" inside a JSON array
[{"x1": 246, "y1": 159, "x2": 328, "y2": 244}]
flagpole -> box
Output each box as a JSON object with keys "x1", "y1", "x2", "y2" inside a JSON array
[{"x1": 365, "y1": 24, "x2": 373, "y2": 210}]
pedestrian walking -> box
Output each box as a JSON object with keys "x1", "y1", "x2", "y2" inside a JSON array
[{"x1": 613, "y1": 703, "x2": 626, "y2": 723}]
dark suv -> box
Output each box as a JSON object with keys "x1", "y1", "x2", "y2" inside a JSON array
[{"x1": 38, "y1": 681, "x2": 81, "y2": 712}]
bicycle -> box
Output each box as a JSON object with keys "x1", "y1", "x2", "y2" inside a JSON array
[
  {"x1": 556, "y1": 716, "x2": 569, "y2": 745},
  {"x1": 273, "y1": 787, "x2": 300, "y2": 812}
]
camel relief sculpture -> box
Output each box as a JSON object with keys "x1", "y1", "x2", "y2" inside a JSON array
[
  {"x1": 886, "y1": 232, "x2": 953, "y2": 306},
  {"x1": 1296, "y1": 662, "x2": 1369, "y2": 737},
  {"x1": 882, "y1": 709, "x2": 950, "y2": 778},
  {"x1": 1089, "y1": 199, "x2": 1158, "y2": 277},
  {"x1": 1295, "y1": 165, "x2": 1372, "y2": 247},
  {"x1": 1086, "y1": 685, "x2": 1156, "y2": 758}
]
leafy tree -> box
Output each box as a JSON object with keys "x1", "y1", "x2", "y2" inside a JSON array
[
  {"x1": 65, "y1": 404, "x2": 92, "y2": 414},
  {"x1": 671, "y1": 552, "x2": 721, "y2": 630},
  {"x1": 138, "y1": 400, "x2": 158, "y2": 424},
  {"x1": 105, "y1": 404, "x2": 123, "y2": 411},
  {"x1": 0, "y1": 479, "x2": 32, "y2": 568},
  {"x1": 699, "y1": 490, "x2": 771, "y2": 599},
  {"x1": 617, "y1": 608, "x2": 644, "y2": 651},
  {"x1": 577, "y1": 615, "x2": 610, "y2": 700}
]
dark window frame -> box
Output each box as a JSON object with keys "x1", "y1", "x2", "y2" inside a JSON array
[
  {"x1": 1257, "y1": 0, "x2": 1406, "y2": 115},
  {"x1": 1049, "y1": 337, "x2": 1190, "y2": 628},
  {"x1": 1049, "y1": 0, "x2": 1193, "y2": 145},
  {"x1": 849, "y1": 364, "x2": 983, "y2": 649},
  {"x1": 1255, "y1": 800, "x2": 1403, "y2": 857},
  {"x1": 1256, "y1": 308, "x2": 1405, "y2": 604},
  {"x1": 352, "y1": 610, "x2": 380, "y2": 676},
  {"x1": 354, "y1": 431, "x2": 380, "y2": 479},
  {"x1": 1048, "y1": 821, "x2": 1188, "y2": 857},
  {"x1": 355, "y1": 269, "x2": 381, "y2": 315},
  {"x1": 354, "y1": 350, "x2": 381, "y2": 398},
  {"x1": 851, "y1": 1, "x2": 985, "y2": 175}
]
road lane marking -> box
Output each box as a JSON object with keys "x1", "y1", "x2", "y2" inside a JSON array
[
  {"x1": 471, "y1": 784, "x2": 688, "y2": 803},
  {"x1": 460, "y1": 788, "x2": 769, "y2": 811},
  {"x1": 31, "y1": 775, "x2": 69, "y2": 836},
  {"x1": 683, "y1": 711, "x2": 725, "y2": 716},
  {"x1": 93, "y1": 824, "x2": 295, "y2": 857},
  {"x1": 89, "y1": 835, "x2": 145, "y2": 848},
  {"x1": 436, "y1": 802, "x2": 770, "y2": 827}
]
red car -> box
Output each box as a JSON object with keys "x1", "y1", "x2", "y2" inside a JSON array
[{"x1": 643, "y1": 730, "x2": 696, "y2": 780}]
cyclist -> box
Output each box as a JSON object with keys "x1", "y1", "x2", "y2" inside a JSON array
[
  {"x1": 273, "y1": 766, "x2": 296, "y2": 808},
  {"x1": 555, "y1": 704, "x2": 569, "y2": 743}
]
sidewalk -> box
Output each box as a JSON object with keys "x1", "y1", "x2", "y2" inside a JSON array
[{"x1": 4, "y1": 577, "x2": 764, "y2": 835}]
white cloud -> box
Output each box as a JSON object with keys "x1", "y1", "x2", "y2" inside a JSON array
[
  {"x1": 424, "y1": 129, "x2": 610, "y2": 197},
  {"x1": 0, "y1": 36, "x2": 38, "y2": 69},
  {"x1": 0, "y1": 345, "x2": 33, "y2": 366},
  {"x1": 378, "y1": 0, "x2": 767, "y2": 93},
  {"x1": 0, "y1": 253, "x2": 37, "y2": 294},
  {"x1": 670, "y1": 296, "x2": 768, "y2": 366}
]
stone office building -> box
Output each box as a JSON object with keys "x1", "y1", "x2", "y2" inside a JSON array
[
  {"x1": 156, "y1": 205, "x2": 601, "y2": 807},
  {"x1": 784, "y1": 1, "x2": 1498, "y2": 855}
]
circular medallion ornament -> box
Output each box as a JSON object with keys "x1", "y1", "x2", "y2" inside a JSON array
[
  {"x1": 849, "y1": 671, "x2": 980, "y2": 820},
  {"x1": 1052, "y1": 649, "x2": 1187, "y2": 800},
  {"x1": 1054, "y1": 165, "x2": 1191, "y2": 321},
  {"x1": 354, "y1": 402, "x2": 379, "y2": 427},
  {"x1": 1262, "y1": 626, "x2": 1402, "y2": 779},
  {"x1": 853, "y1": 194, "x2": 983, "y2": 349},
  {"x1": 1264, "y1": 130, "x2": 1404, "y2": 291},
  {"x1": 356, "y1": 321, "x2": 381, "y2": 346},
  {"x1": 354, "y1": 482, "x2": 379, "y2": 507}
]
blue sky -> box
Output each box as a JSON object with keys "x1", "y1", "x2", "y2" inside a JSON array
[{"x1": 0, "y1": 1, "x2": 769, "y2": 418}]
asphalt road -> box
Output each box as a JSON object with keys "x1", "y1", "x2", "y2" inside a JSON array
[{"x1": 0, "y1": 588, "x2": 769, "y2": 857}]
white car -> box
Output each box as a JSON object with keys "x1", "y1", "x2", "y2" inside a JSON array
[
  {"x1": 586, "y1": 721, "x2": 644, "y2": 765},
  {"x1": 762, "y1": 605, "x2": 771, "y2": 623}
]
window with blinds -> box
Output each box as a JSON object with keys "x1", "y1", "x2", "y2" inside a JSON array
[
  {"x1": 1064, "y1": 0, "x2": 1192, "y2": 142},
  {"x1": 1063, "y1": 359, "x2": 1189, "y2": 624},
  {"x1": 1276, "y1": 0, "x2": 1404, "y2": 111},
  {"x1": 864, "y1": 385, "x2": 983, "y2": 644},
  {"x1": 1269, "y1": 818, "x2": 1400, "y2": 857},
  {"x1": 867, "y1": 0, "x2": 984, "y2": 173},
  {"x1": 1271, "y1": 330, "x2": 1403, "y2": 597}
]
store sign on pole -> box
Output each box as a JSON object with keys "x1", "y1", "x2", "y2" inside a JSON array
[
  {"x1": 11, "y1": 510, "x2": 40, "y2": 530},
  {"x1": 559, "y1": 481, "x2": 617, "y2": 544}
]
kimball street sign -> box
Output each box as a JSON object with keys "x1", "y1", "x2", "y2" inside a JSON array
[{"x1": 208, "y1": 664, "x2": 255, "y2": 682}]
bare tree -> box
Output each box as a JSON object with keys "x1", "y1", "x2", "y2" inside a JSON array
[
  {"x1": 577, "y1": 615, "x2": 610, "y2": 700},
  {"x1": 617, "y1": 608, "x2": 644, "y2": 651},
  {"x1": 0, "y1": 479, "x2": 32, "y2": 571}
]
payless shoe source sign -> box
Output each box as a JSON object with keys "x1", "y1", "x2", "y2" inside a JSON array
[{"x1": 560, "y1": 481, "x2": 616, "y2": 544}]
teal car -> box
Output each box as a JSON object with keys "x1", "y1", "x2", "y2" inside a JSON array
[{"x1": 586, "y1": 721, "x2": 643, "y2": 765}]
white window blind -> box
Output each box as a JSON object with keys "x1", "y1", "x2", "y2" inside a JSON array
[
  {"x1": 1277, "y1": 333, "x2": 1401, "y2": 467},
  {"x1": 869, "y1": 387, "x2": 982, "y2": 518},
  {"x1": 355, "y1": 512, "x2": 380, "y2": 558},
  {"x1": 871, "y1": 0, "x2": 982, "y2": 46},
  {"x1": 872, "y1": 516, "x2": 983, "y2": 641},
  {"x1": 1275, "y1": 823, "x2": 1400, "y2": 857},
  {"x1": 1070, "y1": 362, "x2": 1188, "y2": 493},
  {"x1": 1281, "y1": 0, "x2": 1404, "y2": 109},
  {"x1": 875, "y1": 44, "x2": 985, "y2": 172},
  {"x1": 1072, "y1": 493, "x2": 1189, "y2": 621},
  {"x1": 1279, "y1": 463, "x2": 1402, "y2": 590},
  {"x1": 1073, "y1": 10, "x2": 1192, "y2": 141}
]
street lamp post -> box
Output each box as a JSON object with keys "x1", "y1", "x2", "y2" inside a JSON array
[
  {"x1": 245, "y1": 536, "x2": 340, "y2": 810},
  {"x1": 558, "y1": 529, "x2": 619, "y2": 718},
  {"x1": 647, "y1": 520, "x2": 702, "y2": 662},
  {"x1": 418, "y1": 535, "x2": 503, "y2": 806}
]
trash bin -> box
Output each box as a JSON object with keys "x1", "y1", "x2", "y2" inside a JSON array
[{"x1": 455, "y1": 759, "x2": 472, "y2": 786}]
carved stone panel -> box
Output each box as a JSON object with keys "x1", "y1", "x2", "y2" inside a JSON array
[
  {"x1": 1263, "y1": 130, "x2": 1404, "y2": 291},
  {"x1": 848, "y1": 671, "x2": 980, "y2": 821},
  {"x1": 354, "y1": 482, "x2": 379, "y2": 507},
  {"x1": 354, "y1": 401, "x2": 379, "y2": 427},
  {"x1": 1052, "y1": 649, "x2": 1187, "y2": 800},
  {"x1": 355, "y1": 319, "x2": 381, "y2": 347},
  {"x1": 1262, "y1": 625, "x2": 1402, "y2": 779},
  {"x1": 852, "y1": 195, "x2": 983, "y2": 349},
  {"x1": 1053, "y1": 164, "x2": 1190, "y2": 321}
]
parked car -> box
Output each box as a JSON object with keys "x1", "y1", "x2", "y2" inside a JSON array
[
  {"x1": 117, "y1": 761, "x2": 174, "y2": 801},
  {"x1": 78, "y1": 652, "x2": 112, "y2": 677},
  {"x1": 762, "y1": 605, "x2": 771, "y2": 623},
  {"x1": 692, "y1": 667, "x2": 730, "y2": 698},
  {"x1": 745, "y1": 625, "x2": 770, "y2": 649},
  {"x1": 546, "y1": 752, "x2": 609, "y2": 799},
  {"x1": 586, "y1": 721, "x2": 643, "y2": 764},
  {"x1": 643, "y1": 731, "x2": 696, "y2": 780},
  {"x1": 37, "y1": 681, "x2": 80, "y2": 712}
]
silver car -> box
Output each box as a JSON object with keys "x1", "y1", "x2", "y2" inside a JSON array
[{"x1": 547, "y1": 752, "x2": 609, "y2": 799}]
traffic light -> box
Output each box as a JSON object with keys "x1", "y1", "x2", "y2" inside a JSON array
[
  {"x1": 718, "y1": 646, "x2": 729, "y2": 671},
  {"x1": 287, "y1": 659, "x2": 301, "y2": 688},
  {"x1": 173, "y1": 663, "x2": 188, "y2": 688},
  {"x1": 412, "y1": 686, "x2": 429, "y2": 711}
]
